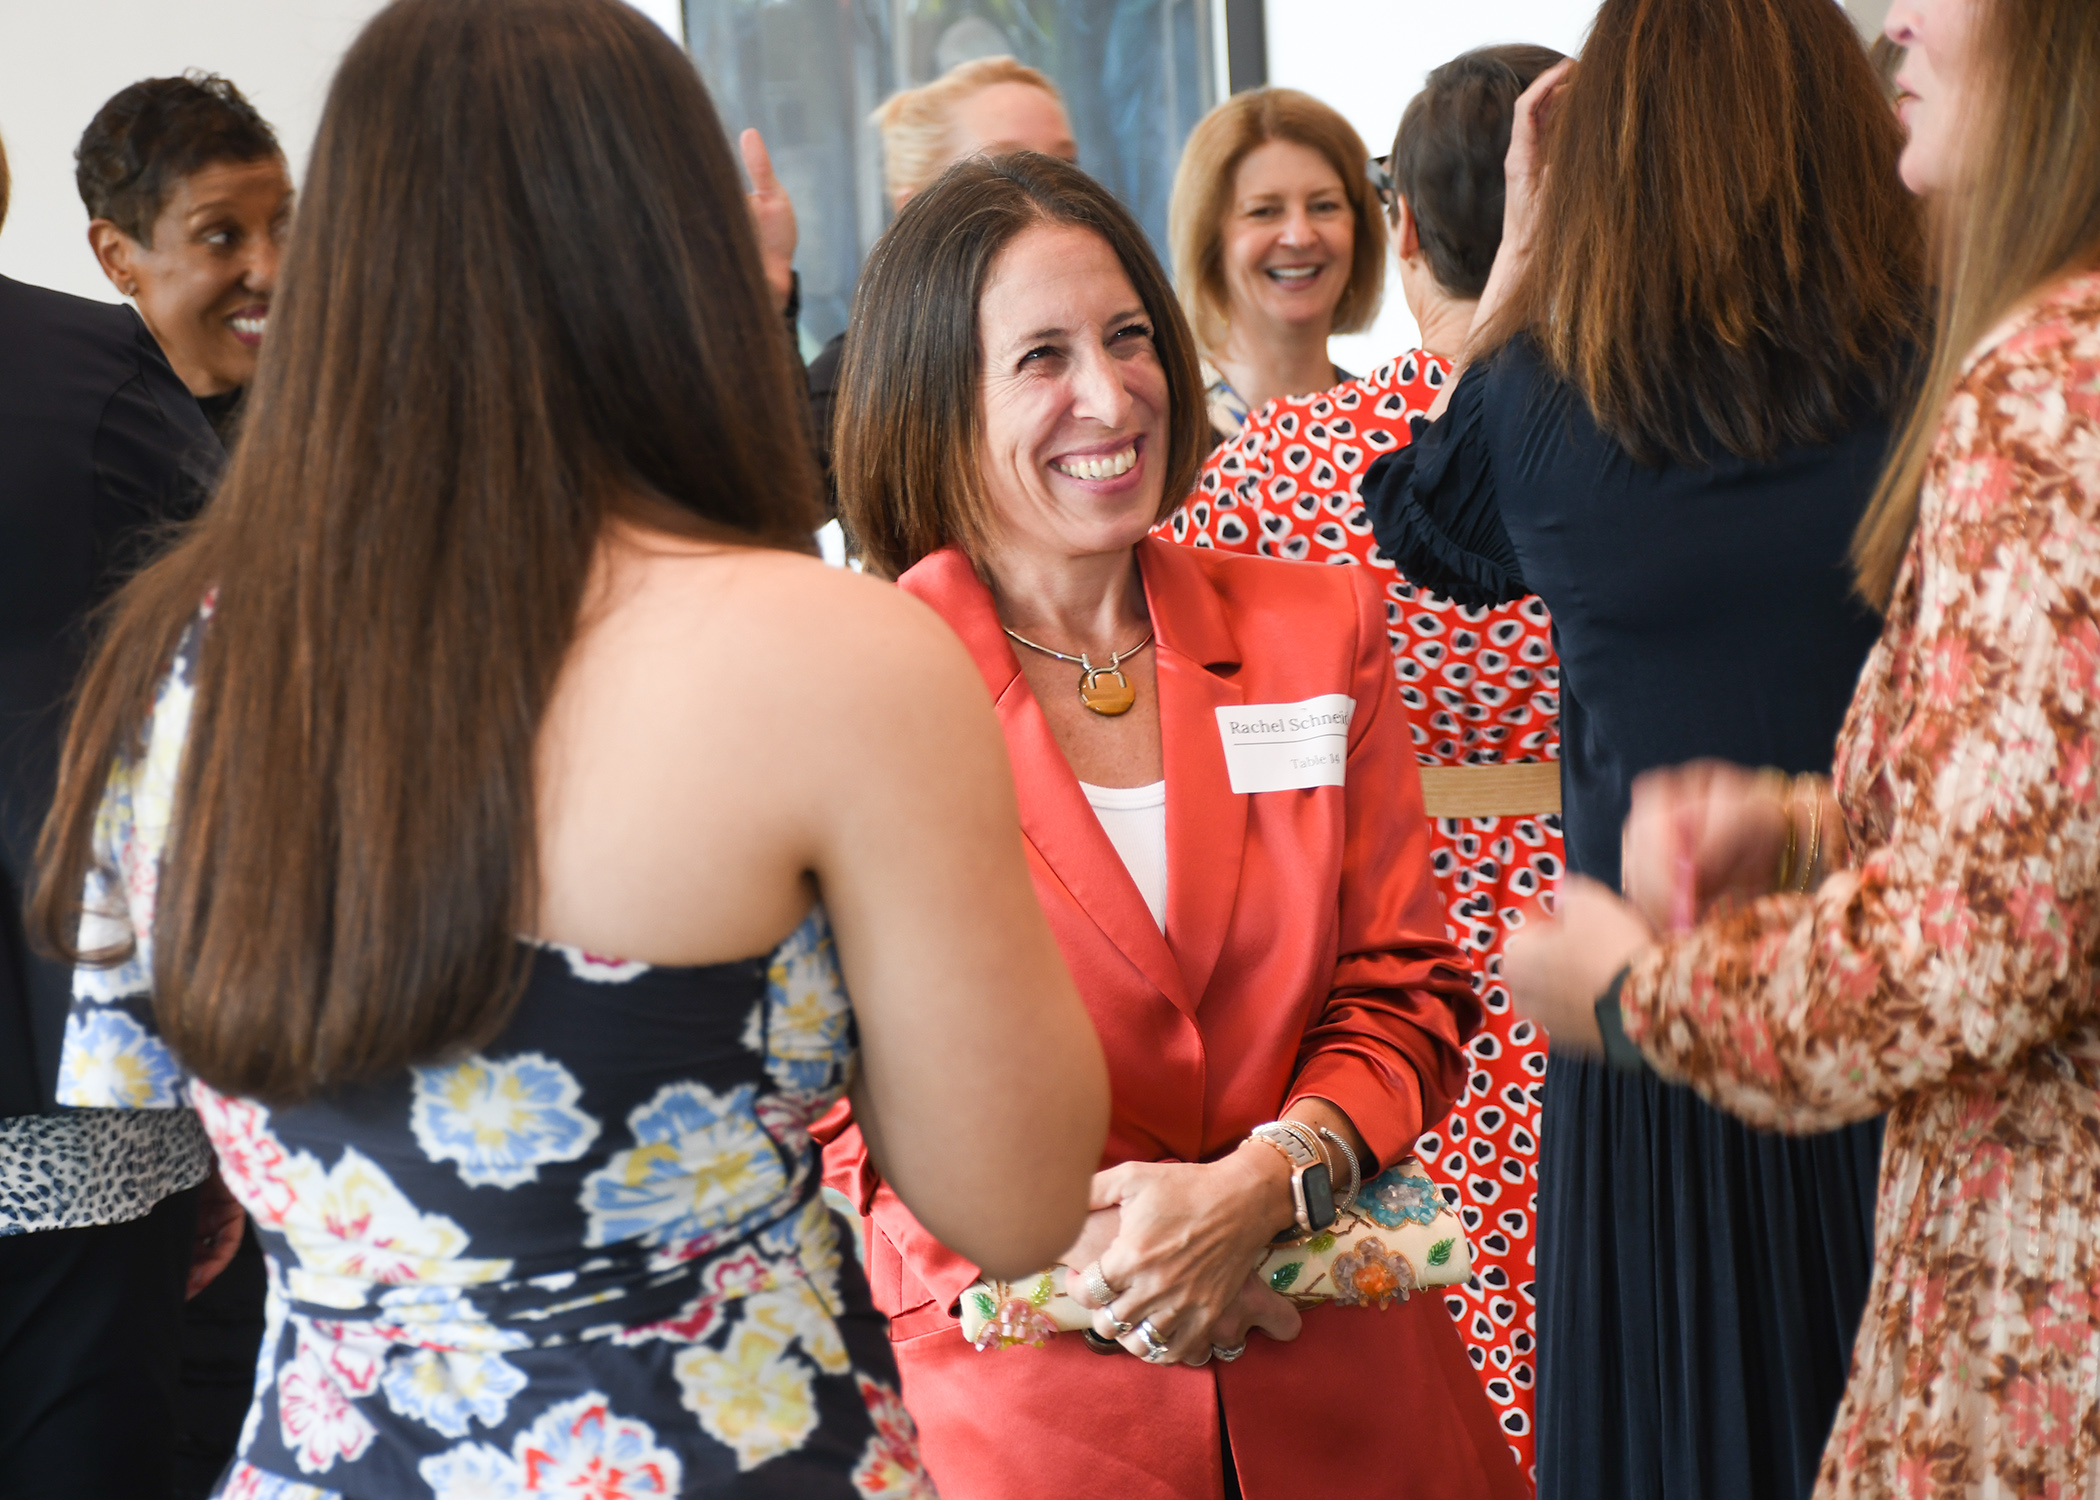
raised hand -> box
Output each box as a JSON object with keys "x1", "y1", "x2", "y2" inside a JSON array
[
  {"x1": 1430, "y1": 54, "x2": 1575, "y2": 419},
  {"x1": 1622, "y1": 760, "x2": 1796, "y2": 932},
  {"x1": 739, "y1": 127, "x2": 797, "y2": 315},
  {"x1": 1504, "y1": 875, "x2": 1655, "y2": 1053}
]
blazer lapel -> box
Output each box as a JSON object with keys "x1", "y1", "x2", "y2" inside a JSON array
[
  {"x1": 897, "y1": 550, "x2": 1191, "y2": 1010},
  {"x1": 1137, "y1": 540, "x2": 1248, "y2": 1010}
]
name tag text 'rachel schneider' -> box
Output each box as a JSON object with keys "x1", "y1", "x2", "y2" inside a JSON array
[{"x1": 1214, "y1": 694, "x2": 1356, "y2": 794}]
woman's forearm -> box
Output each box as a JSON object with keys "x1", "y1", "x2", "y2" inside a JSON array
[{"x1": 1284, "y1": 1096, "x2": 1373, "y2": 1194}]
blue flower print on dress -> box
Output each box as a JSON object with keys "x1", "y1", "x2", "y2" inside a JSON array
[
  {"x1": 55, "y1": 1007, "x2": 185, "y2": 1107},
  {"x1": 741, "y1": 909, "x2": 855, "y2": 1096},
  {"x1": 1360, "y1": 1165, "x2": 1447, "y2": 1229},
  {"x1": 417, "y1": 1441, "x2": 518, "y2": 1499},
  {"x1": 381, "y1": 1345, "x2": 528, "y2": 1438},
  {"x1": 420, "y1": 1393, "x2": 683, "y2": 1498},
  {"x1": 410, "y1": 1052, "x2": 601, "y2": 1189},
  {"x1": 580, "y1": 1081, "x2": 789, "y2": 1260},
  {"x1": 371, "y1": 1286, "x2": 532, "y2": 1439}
]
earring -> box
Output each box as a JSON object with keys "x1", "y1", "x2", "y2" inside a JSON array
[{"x1": 124, "y1": 282, "x2": 138, "y2": 296}]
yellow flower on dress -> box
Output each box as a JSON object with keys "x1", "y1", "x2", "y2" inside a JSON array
[
  {"x1": 747, "y1": 911, "x2": 855, "y2": 1095},
  {"x1": 671, "y1": 1324, "x2": 819, "y2": 1472},
  {"x1": 792, "y1": 1196, "x2": 845, "y2": 1312}
]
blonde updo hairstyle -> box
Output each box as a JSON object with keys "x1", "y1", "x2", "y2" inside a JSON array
[
  {"x1": 872, "y1": 55, "x2": 1066, "y2": 205},
  {"x1": 1168, "y1": 88, "x2": 1386, "y2": 358}
]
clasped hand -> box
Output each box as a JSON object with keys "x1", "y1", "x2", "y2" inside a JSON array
[
  {"x1": 1505, "y1": 759, "x2": 1839, "y2": 1052},
  {"x1": 1061, "y1": 1146, "x2": 1303, "y2": 1367}
]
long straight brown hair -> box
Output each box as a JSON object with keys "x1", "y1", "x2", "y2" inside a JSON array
[
  {"x1": 1478, "y1": 0, "x2": 1925, "y2": 466},
  {"x1": 1851, "y1": 0, "x2": 2100, "y2": 608},
  {"x1": 32, "y1": 0, "x2": 820, "y2": 1103}
]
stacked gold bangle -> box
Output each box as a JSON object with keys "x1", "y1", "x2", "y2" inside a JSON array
[{"x1": 1768, "y1": 771, "x2": 1826, "y2": 894}]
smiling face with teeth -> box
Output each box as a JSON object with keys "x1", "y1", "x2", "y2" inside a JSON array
[
  {"x1": 89, "y1": 155, "x2": 291, "y2": 398},
  {"x1": 1218, "y1": 138, "x2": 1354, "y2": 341},
  {"x1": 975, "y1": 222, "x2": 1172, "y2": 565}
]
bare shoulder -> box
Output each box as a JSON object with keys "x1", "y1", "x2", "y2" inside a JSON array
[
  {"x1": 535, "y1": 539, "x2": 998, "y2": 963},
  {"x1": 590, "y1": 541, "x2": 992, "y2": 745}
]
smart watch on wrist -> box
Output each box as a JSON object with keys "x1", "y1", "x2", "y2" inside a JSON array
[{"x1": 1249, "y1": 1120, "x2": 1337, "y2": 1238}]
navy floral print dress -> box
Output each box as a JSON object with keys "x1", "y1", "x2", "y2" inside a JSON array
[{"x1": 54, "y1": 623, "x2": 936, "y2": 1499}]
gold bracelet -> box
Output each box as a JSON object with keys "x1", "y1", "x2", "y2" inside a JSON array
[
  {"x1": 1796, "y1": 777, "x2": 1824, "y2": 892},
  {"x1": 1765, "y1": 769, "x2": 1799, "y2": 892}
]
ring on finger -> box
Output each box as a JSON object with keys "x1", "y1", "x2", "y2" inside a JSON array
[
  {"x1": 1212, "y1": 1342, "x2": 1247, "y2": 1363},
  {"x1": 1110, "y1": 1313, "x2": 1134, "y2": 1337},
  {"x1": 1081, "y1": 1261, "x2": 1117, "y2": 1308},
  {"x1": 1135, "y1": 1318, "x2": 1173, "y2": 1364}
]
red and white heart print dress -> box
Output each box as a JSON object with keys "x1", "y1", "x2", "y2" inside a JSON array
[{"x1": 1158, "y1": 350, "x2": 1563, "y2": 1480}]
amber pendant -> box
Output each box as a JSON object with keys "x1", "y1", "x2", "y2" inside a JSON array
[{"x1": 1079, "y1": 665, "x2": 1136, "y2": 716}]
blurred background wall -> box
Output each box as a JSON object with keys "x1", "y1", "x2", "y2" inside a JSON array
[{"x1": 1, "y1": 0, "x2": 1893, "y2": 372}]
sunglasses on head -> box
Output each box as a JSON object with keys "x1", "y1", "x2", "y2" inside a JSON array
[{"x1": 1368, "y1": 155, "x2": 1396, "y2": 219}]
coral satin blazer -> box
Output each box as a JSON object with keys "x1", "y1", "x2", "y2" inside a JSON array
[{"x1": 823, "y1": 538, "x2": 1526, "y2": 1500}]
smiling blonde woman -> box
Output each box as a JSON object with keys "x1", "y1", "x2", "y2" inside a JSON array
[{"x1": 1168, "y1": 89, "x2": 1385, "y2": 444}]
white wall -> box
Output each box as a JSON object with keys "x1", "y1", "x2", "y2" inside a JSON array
[
  {"x1": 0, "y1": 0, "x2": 681, "y2": 307},
  {"x1": 1263, "y1": 0, "x2": 1600, "y2": 373}
]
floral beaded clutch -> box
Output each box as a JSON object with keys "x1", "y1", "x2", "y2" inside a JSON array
[{"x1": 958, "y1": 1159, "x2": 1470, "y2": 1352}]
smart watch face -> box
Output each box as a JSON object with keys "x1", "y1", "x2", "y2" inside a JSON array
[{"x1": 1303, "y1": 1160, "x2": 1337, "y2": 1233}]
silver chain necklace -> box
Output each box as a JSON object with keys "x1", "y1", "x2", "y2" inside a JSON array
[{"x1": 1003, "y1": 627, "x2": 1154, "y2": 717}]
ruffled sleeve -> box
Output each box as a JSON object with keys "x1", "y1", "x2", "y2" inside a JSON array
[
  {"x1": 55, "y1": 620, "x2": 203, "y2": 1109},
  {"x1": 1359, "y1": 359, "x2": 1527, "y2": 607}
]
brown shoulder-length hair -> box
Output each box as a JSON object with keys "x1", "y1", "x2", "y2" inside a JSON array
[
  {"x1": 1475, "y1": 0, "x2": 1925, "y2": 467},
  {"x1": 1168, "y1": 88, "x2": 1386, "y2": 358},
  {"x1": 32, "y1": 0, "x2": 819, "y2": 1104},
  {"x1": 1852, "y1": 0, "x2": 2100, "y2": 607},
  {"x1": 835, "y1": 152, "x2": 1209, "y2": 580}
]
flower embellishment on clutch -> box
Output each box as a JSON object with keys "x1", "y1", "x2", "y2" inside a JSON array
[
  {"x1": 968, "y1": 1271, "x2": 1060, "y2": 1352},
  {"x1": 956, "y1": 1158, "x2": 1470, "y2": 1352},
  {"x1": 1360, "y1": 1168, "x2": 1445, "y2": 1229},
  {"x1": 1329, "y1": 1238, "x2": 1418, "y2": 1308}
]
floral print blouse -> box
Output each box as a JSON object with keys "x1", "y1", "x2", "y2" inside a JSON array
[
  {"x1": 1620, "y1": 269, "x2": 2100, "y2": 1498},
  {"x1": 55, "y1": 622, "x2": 933, "y2": 1499}
]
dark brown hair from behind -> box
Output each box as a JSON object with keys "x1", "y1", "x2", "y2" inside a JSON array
[
  {"x1": 1475, "y1": 0, "x2": 1926, "y2": 467},
  {"x1": 835, "y1": 152, "x2": 1209, "y2": 581},
  {"x1": 33, "y1": 0, "x2": 821, "y2": 1104},
  {"x1": 76, "y1": 72, "x2": 282, "y2": 243},
  {"x1": 1390, "y1": 44, "x2": 1567, "y2": 301}
]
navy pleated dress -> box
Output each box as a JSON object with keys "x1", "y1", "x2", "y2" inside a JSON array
[{"x1": 1360, "y1": 337, "x2": 1888, "y2": 1500}]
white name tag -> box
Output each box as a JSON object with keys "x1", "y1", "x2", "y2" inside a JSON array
[{"x1": 1215, "y1": 694, "x2": 1355, "y2": 794}]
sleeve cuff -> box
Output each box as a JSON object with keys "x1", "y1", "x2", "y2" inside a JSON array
[
  {"x1": 1285, "y1": 1059, "x2": 1424, "y2": 1178},
  {"x1": 1593, "y1": 966, "x2": 1651, "y2": 1074}
]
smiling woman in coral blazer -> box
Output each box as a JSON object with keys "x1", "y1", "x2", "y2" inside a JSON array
[{"x1": 820, "y1": 152, "x2": 1527, "y2": 1500}]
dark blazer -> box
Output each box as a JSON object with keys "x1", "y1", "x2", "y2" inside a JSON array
[{"x1": 0, "y1": 275, "x2": 218, "y2": 1116}]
